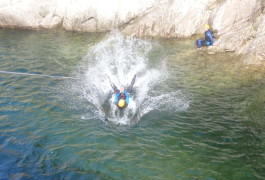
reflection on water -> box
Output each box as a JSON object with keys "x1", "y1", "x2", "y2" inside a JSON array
[{"x1": 0, "y1": 29, "x2": 265, "y2": 179}]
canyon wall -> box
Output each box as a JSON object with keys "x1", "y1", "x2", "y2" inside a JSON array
[{"x1": 0, "y1": 0, "x2": 264, "y2": 60}]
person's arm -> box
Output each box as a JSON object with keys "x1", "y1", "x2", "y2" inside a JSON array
[
  {"x1": 114, "y1": 93, "x2": 120, "y2": 103},
  {"x1": 107, "y1": 75, "x2": 119, "y2": 93},
  {"x1": 126, "y1": 74, "x2": 136, "y2": 93},
  {"x1": 124, "y1": 91, "x2": 130, "y2": 104}
]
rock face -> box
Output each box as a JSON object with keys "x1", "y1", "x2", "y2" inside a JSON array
[
  {"x1": 210, "y1": 0, "x2": 265, "y2": 60},
  {"x1": 0, "y1": 0, "x2": 264, "y2": 61}
]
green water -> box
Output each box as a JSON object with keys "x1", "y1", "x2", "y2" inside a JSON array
[{"x1": 0, "y1": 29, "x2": 265, "y2": 180}]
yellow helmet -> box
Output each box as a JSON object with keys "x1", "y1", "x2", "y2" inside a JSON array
[
  {"x1": 118, "y1": 99, "x2": 125, "y2": 107},
  {"x1": 205, "y1": 24, "x2": 210, "y2": 30}
]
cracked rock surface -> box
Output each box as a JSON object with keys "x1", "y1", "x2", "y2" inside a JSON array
[{"x1": 0, "y1": 0, "x2": 264, "y2": 61}]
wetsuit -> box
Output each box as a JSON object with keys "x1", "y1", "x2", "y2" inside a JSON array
[
  {"x1": 109, "y1": 75, "x2": 136, "y2": 109},
  {"x1": 114, "y1": 91, "x2": 129, "y2": 108},
  {"x1": 196, "y1": 29, "x2": 214, "y2": 48}
]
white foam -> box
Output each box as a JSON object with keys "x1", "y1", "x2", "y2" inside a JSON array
[
  {"x1": 70, "y1": 31, "x2": 189, "y2": 125},
  {"x1": 139, "y1": 90, "x2": 190, "y2": 118}
]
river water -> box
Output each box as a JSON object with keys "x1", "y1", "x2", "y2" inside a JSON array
[{"x1": 0, "y1": 29, "x2": 265, "y2": 179}]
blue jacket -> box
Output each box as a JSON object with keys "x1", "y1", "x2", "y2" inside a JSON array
[
  {"x1": 205, "y1": 30, "x2": 213, "y2": 46},
  {"x1": 114, "y1": 90, "x2": 129, "y2": 104}
]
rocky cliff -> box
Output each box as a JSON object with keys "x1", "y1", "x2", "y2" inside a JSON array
[{"x1": 0, "y1": 0, "x2": 264, "y2": 61}]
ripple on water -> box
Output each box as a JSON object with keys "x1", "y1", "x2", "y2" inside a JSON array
[{"x1": 0, "y1": 29, "x2": 265, "y2": 179}]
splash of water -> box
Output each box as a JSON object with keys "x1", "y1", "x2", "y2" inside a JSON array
[{"x1": 69, "y1": 31, "x2": 189, "y2": 125}]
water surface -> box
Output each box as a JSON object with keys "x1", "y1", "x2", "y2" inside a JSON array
[{"x1": 0, "y1": 29, "x2": 265, "y2": 179}]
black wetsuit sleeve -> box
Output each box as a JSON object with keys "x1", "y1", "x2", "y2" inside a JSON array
[
  {"x1": 113, "y1": 86, "x2": 120, "y2": 94},
  {"x1": 126, "y1": 75, "x2": 136, "y2": 93},
  {"x1": 108, "y1": 76, "x2": 119, "y2": 93}
]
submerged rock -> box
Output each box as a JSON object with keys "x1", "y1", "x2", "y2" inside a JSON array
[{"x1": 0, "y1": 0, "x2": 264, "y2": 61}]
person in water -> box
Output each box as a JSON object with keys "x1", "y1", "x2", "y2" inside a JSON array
[
  {"x1": 196, "y1": 24, "x2": 214, "y2": 49},
  {"x1": 109, "y1": 75, "x2": 136, "y2": 109}
]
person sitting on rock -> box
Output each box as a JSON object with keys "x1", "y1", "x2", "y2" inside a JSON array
[{"x1": 196, "y1": 24, "x2": 214, "y2": 49}]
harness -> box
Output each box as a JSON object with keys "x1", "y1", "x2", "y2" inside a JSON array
[{"x1": 118, "y1": 93, "x2": 126, "y2": 100}]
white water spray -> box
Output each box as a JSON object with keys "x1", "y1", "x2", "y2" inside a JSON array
[{"x1": 69, "y1": 31, "x2": 189, "y2": 125}]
